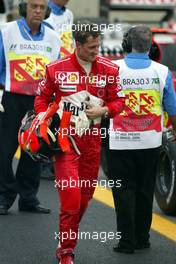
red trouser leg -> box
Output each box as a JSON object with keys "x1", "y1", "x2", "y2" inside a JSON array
[
  {"x1": 78, "y1": 132, "x2": 101, "y2": 222},
  {"x1": 54, "y1": 146, "x2": 80, "y2": 259},
  {"x1": 54, "y1": 132, "x2": 101, "y2": 259}
]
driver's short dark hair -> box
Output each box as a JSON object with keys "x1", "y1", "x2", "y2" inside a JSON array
[
  {"x1": 129, "y1": 25, "x2": 152, "y2": 52},
  {"x1": 73, "y1": 20, "x2": 101, "y2": 44}
]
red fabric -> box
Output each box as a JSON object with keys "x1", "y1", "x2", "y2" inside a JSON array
[
  {"x1": 54, "y1": 131, "x2": 101, "y2": 258},
  {"x1": 34, "y1": 52, "x2": 124, "y2": 117}
]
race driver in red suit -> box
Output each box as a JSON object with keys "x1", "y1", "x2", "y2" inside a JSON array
[{"x1": 34, "y1": 21, "x2": 125, "y2": 264}]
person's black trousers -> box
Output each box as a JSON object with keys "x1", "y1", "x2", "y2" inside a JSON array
[
  {"x1": 0, "y1": 92, "x2": 40, "y2": 209},
  {"x1": 106, "y1": 147, "x2": 160, "y2": 249}
]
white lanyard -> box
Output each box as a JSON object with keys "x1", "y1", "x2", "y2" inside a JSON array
[
  {"x1": 22, "y1": 25, "x2": 39, "y2": 41},
  {"x1": 22, "y1": 25, "x2": 39, "y2": 75}
]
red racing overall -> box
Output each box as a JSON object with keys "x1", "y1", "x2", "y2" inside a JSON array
[{"x1": 34, "y1": 52, "x2": 124, "y2": 258}]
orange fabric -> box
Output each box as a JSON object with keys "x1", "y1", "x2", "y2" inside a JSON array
[
  {"x1": 58, "y1": 111, "x2": 72, "y2": 152},
  {"x1": 39, "y1": 102, "x2": 59, "y2": 145}
]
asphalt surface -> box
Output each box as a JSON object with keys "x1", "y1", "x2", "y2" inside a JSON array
[{"x1": 0, "y1": 166, "x2": 176, "y2": 264}]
